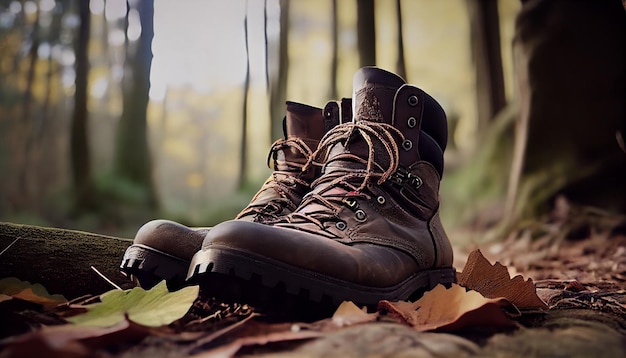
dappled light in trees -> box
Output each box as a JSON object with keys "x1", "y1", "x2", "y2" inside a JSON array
[{"x1": 1, "y1": 0, "x2": 622, "y2": 239}]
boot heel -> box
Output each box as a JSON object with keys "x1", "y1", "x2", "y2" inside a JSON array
[{"x1": 120, "y1": 244, "x2": 189, "y2": 291}]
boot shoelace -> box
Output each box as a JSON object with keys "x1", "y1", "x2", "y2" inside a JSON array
[
  {"x1": 236, "y1": 137, "x2": 314, "y2": 221},
  {"x1": 280, "y1": 121, "x2": 405, "y2": 230}
]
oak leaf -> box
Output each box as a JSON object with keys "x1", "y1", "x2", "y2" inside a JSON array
[
  {"x1": 458, "y1": 249, "x2": 548, "y2": 309},
  {"x1": 378, "y1": 284, "x2": 518, "y2": 332}
]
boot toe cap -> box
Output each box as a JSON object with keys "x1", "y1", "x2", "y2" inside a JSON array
[
  {"x1": 198, "y1": 220, "x2": 421, "y2": 288},
  {"x1": 134, "y1": 219, "x2": 207, "y2": 261}
]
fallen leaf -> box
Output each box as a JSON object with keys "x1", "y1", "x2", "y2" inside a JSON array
[
  {"x1": 190, "y1": 320, "x2": 324, "y2": 358},
  {"x1": 378, "y1": 284, "x2": 518, "y2": 332},
  {"x1": 12, "y1": 288, "x2": 66, "y2": 309},
  {"x1": 458, "y1": 249, "x2": 548, "y2": 309},
  {"x1": 67, "y1": 281, "x2": 199, "y2": 327},
  {"x1": 0, "y1": 319, "x2": 151, "y2": 357},
  {"x1": 189, "y1": 306, "x2": 365, "y2": 357},
  {"x1": 0, "y1": 277, "x2": 67, "y2": 309},
  {"x1": 331, "y1": 301, "x2": 378, "y2": 327}
]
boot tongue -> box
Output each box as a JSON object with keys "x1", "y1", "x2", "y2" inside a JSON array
[
  {"x1": 352, "y1": 66, "x2": 406, "y2": 125},
  {"x1": 268, "y1": 101, "x2": 324, "y2": 176},
  {"x1": 322, "y1": 67, "x2": 406, "y2": 172},
  {"x1": 285, "y1": 101, "x2": 325, "y2": 142}
]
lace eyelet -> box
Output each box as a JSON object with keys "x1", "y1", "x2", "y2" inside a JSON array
[
  {"x1": 407, "y1": 116, "x2": 417, "y2": 128},
  {"x1": 376, "y1": 196, "x2": 386, "y2": 205},
  {"x1": 335, "y1": 221, "x2": 347, "y2": 230},
  {"x1": 355, "y1": 209, "x2": 367, "y2": 222},
  {"x1": 402, "y1": 139, "x2": 413, "y2": 151},
  {"x1": 343, "y1": 198, "x2": 359, "y2": 210},
  {"x1": 408, "y1": 95, "x2": 419, "y2": 107}
]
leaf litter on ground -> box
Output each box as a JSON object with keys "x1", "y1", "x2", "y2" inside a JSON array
[{"x1": 5, "y1": 209, "x2": 617, "y2": 357}]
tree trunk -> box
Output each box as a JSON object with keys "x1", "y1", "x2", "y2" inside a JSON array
[
  {"x1": 395, "y1": 0, "x2": 406, "y2": 80},
  {"x1": 41, "y1": 0, "x2": 64, "y2": 137},
  {"x1": 506, "y1": 0, "x2": 626, "y2": 221},
  {"x1": 70, "y1": 0, "x2": 95, "y2": 210},
  {"x1": 264, "y1": 0, "x2": 270, "y2": 94},
  {"x1": 329, "y1": 0, "x2": 339, "y2": 100},
  {"x1": 466, "y1": 0, "x2": 506, "y2": 129},
  {"x1": 269, "y1": 0, "x2": 289, "y2": 142},
  {"x1": 114, "y1": 0, "x2": 157, "y2": 208},
  {"x1": 21, "y1": 0, "x2": 40, "y2": 124},
  {"x1": 357, "y1": 0, "x2": 376, "y2": 67},
  {"x1": 16, "y1": 0, "x2": 41, "y2": 208},
  {"x1": 239, "y1": 6, "x2": 251, "y2": 190}
]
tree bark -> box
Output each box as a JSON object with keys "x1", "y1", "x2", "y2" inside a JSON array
[
  {"x1": 395, "y1": 0, "x2": 406, "y2": 80},
  {"x1": 329, "y1": 0, "x2": 339, "y2": 100},
  {"x1": 0, "y1": 222, "x2": 132, "y2": 299},
  {"x1": 16, "y1": 0, "x2": 41, "y2": 208},
  {"x1": 239, "y1": 5, "x2": 251, "y2": 190},
  {"x1": 357, "y1": 0, "x2": 376, "y2": 67},
  {"x1": 269, "y1": 0, "x2": 289, "y2": 142},
  {"x1": 506, "y1": 0, "x2": 626, "y2": 221},
  {"x1": 70, "y1": 0, "x2": 95, "y2": 210},
  {"x1": 114, "y1": 0, "x2": 157, "y2": 208},
  {"x1": 41, "y1": 0, "x2": 64, "y2": 137},
  {"x1": 21, "y1": 0, "x2": 41, "y2": 125},
  {"x1": 466, "y1": 0, "x2": 506, "y2": 129}
]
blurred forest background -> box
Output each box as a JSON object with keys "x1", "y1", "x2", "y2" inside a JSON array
[{"x1": 0, "y1": 0, "x2": 624, "y2": 240}]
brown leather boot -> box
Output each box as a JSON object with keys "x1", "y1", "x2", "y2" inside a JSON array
[
  {"x1": 119, "y1": 100, "x2": 346, "y2": 290},
  {"x1": 188, "y1": 67, "x2": 455, "y2": 311}
]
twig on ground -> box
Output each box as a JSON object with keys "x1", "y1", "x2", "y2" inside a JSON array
[
  {"x1": 0, "y1": 238, "x2": 19, "y2": 256},
  {"x1": 90, "y1": 265, "x2": 123, "y2": 291}
]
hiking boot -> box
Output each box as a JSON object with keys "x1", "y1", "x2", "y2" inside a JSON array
[
  {"x1": 188, "y1": 67, "x2": 456, "y2": 311},
  {"x1": 120, "y1": 100, "x2": 346, "y2": 290}
]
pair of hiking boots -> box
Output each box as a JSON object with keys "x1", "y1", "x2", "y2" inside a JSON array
[{"x1": 119, "y1": 67, "x2": 456, "y2": 313}]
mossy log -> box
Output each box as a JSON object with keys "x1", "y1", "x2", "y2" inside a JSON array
[{"x1": 0, "y1": 222, "x2": 134, "y2": 299}]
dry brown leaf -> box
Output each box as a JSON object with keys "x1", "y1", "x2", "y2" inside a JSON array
[
  {"x1": 0, "y1": 293, "x2": 12, "y2": 304},
  {"x1": 0, "y1": 319, "x2": 151, "y2": 356},
  {"x1": 188, "y1": 303, "x2": 376, "y2": 357},
  {"x1": 331, "y1": 301, "x2": 378, "y2": 327},
  {"x1": 0, "y1": 277, "x2": 67, "y2": 310},
  {"x1": 458, "y1": 249, "x2": 548, "y2": 310},
  {"x1": 12, "y1": 288, "x2": 67, "y2": 310},
  {"x1": 190, "y1": 320, "x2": 324, "y2": 358},
  {"x1": 378, "y1": 284, "x2": 518, "y2": 332}
]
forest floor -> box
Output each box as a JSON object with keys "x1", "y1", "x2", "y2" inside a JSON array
[{"x1": 0, "y1": 197, "x2": 625, "y2": 357}]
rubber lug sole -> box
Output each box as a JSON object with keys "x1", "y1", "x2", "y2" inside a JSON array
[
  {"x1": 188, "y1": 247, "x2": 457, "y2": 318},
  {"x1": 119, "y1": 244, "x2": 190, "y2": 291}
]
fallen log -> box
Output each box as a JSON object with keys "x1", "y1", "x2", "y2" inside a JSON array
[{"x1": 0, "y1": 222, "x2": 134, "y2": 299}]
